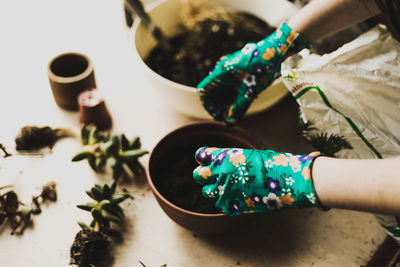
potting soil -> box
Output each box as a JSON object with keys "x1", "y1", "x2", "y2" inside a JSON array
[
  {"x1": 154, "y1": 139, "x2": 237, "y2": 214},
  {"x1": 145, "y1": 12, "x2": 274, "y2": 87}
]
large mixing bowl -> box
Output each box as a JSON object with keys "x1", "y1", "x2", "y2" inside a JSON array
[{"x1": 132, "y1": 0, "x2": 298, "y2": 119}]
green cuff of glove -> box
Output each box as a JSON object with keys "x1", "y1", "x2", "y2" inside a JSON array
[
  {"x1": 275, "y1": 22, "x2": 310, "y2": 58},
  {"x1": 193, "y1": 147, "x2": 325, "y2": 216}
]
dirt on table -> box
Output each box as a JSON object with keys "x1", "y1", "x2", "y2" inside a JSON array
[{"x1": 145, "y1": 11, "x2": 275, "y2": 87}]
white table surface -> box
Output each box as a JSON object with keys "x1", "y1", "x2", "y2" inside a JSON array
[{"x1": 0, "y1": 0, "x2": 387, "y2": 266}]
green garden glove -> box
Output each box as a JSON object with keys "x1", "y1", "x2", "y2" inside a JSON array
[
  {"x1": 193, "y1": 147, "x2": 323, "y2": 215},
  {"x1": 197, "y1": 22, "x2": 309, "y2": 123}
]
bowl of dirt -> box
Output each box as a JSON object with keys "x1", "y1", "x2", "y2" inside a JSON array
[
  {"x1": 132, "y1": 0, "x2": 298, "y2": 119},
  {"x1": 146, "y1": 121, "x2": 265, "y2": 234}
]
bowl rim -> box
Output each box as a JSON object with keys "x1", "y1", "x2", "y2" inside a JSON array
[
  {"x1": 146, "y1": 121, "x2": 265, "y2": 218},
  {"x1": 131, "y1": 0, "x2": 199, "y2": 94},
  {"x1": 130, "y1": 0, "x2": 293, "y2": 119},
  {"x1": 47, "y1": 52, "x2": 94, "y2": 84}
]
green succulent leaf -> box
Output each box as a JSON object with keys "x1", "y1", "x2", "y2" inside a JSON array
[
  {"x1": 81, "y1": 126, "x2": 90, "y2": 145},
  {"x1": 130, "y1": 136, "x2": 141, "y2": 149},
  {"x1": 102, "y1": 185, "x2": 111, "y2": 198},
  {"x1": 88, "y1": 156, "x2": 98, "y2": 172},
  {"x1": 120, "y1": 134, "x2": 130, "y2": 151},
  {"x1": 100, "y1": 140, "x2": 116, "y2": 154},
  {"x1": 76, "y1": 204, "x2": 95, "y2": 212},
  {"x1": 101, "y1": 226, "x2": 122, "y2": 238},
  {"x1": 91, "y1": 187, "x2": 104, "y2": 200},
  {"x1": 111, "y1": 162, "x2": 123, "y2": 180},
  {"x1": 78, "y1": 221, "x2": 90, "y2": 230},
  {"x1": 71, "y1": 151, "x2": 93, "y2": 162},
  {"x1": 87, "y1": 126, "x2": 98, "y2": 146},
  {"x1": 101, "y1": 209, "x2": 121, "y2": 223},
  {"x1": 91, "y1": 208, "x2": 106, "y2": 223},
  {"x1": 111, "y1": 193, "x2": 129, "y2": 204},
  {"x1": 110, "y1": 181, "x2": 117, "y2": 193},
  {"x1": 0, "y1": 185, "x2": 13, "y2": 191},
  {"x1": 102, "y1": 204, "x2": 122, "y2": 216},
  {"x1": 86, "y1": 190, "x2": 101, "y2": 202},
  {"x1": 111, "y1": 135, "x2": 120, "y2": 150},
  {"x1": 94, "y1": 184, "x2": 103, "y2": 191},
  {"x1": 99, "y1": 199, "x2": 111, "y2": 208},
  {"x1": 119, "y1": 149, "x2": 148, "y2": 160},
  {"x1": 95, "y1": 157, "x2": 106, "y2": 171}
]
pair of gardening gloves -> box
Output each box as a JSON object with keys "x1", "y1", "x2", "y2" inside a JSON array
[{"x1": 194, "y1": 23, "x2": 326, "y2": 215}]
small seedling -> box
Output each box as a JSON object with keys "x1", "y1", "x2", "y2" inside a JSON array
[
  {"x1": 0, "y1": 182, "x2": 57, "y2": 235},
  {"x1": 0, "y1": 143, "x2": 11, "y2": 158},
  {"x1": 298, "y1": 114, "x2": 353, "y2": 157},
  {"x1": 72, "y1": 125, "x2": 148, "y2": 181},
  {"x1": 70, "y1": 181, "x2": 131, "y2": 266}
]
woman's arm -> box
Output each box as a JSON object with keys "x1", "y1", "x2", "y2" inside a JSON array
[
  {"x1": 312, "y1": 157, "x2": 400, "y2": 215},
  {"x1": 288, "y1": 0, "x2": 381, "y2": 42}
]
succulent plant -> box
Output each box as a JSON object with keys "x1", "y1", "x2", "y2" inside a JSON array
[
  {"x1": 298, "y1": 113, "x2": 353, "y2": 157},
  {"x1": 76, "y1": 181, "x2": 130, "y2": 237},
  {"x1": 70, "y1": 182, "x2": 131, "y2": 266},
  {"x1": 306, "y1": 132, "x2": 353, "y2": 157},
  {"x1": 0, "y1": 182, "x2": 57, "y2": 235},
  {"x1": 72, "y1": 125, "x2": 148, "y2": 181}
]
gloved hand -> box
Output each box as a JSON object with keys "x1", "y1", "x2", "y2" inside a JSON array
[
  {"x1": 197, "y1": 22, "x2": 309, "y2": 123},
  {"x1": 193, "y1": 147, "x2": 323, "y2": 215}
]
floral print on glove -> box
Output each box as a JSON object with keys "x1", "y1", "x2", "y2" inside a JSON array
[
  {"x1": 197, "y1": 22, "x2": 309, "y2": 123},
  {"x1": 193, "y1": 147, "x2": 323, "y2": 216}
]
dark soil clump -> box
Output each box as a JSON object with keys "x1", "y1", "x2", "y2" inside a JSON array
[
  {"x1": 145, "y1": 12, "x2": 275, "y2": 87},
  {"x1": 70, "y1": 229, "x2": 110, "y2": 267},
  {"x1": 15, "y1": 126, "x2": 70, "y2": 151}
]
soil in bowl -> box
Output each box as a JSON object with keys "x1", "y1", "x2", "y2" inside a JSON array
[
  {"x1": 153, "y1": 138, "x2": 238, "y2": 214},
  {"x1": 144, "y1": 11, "x2": 275, "y2": 87}
]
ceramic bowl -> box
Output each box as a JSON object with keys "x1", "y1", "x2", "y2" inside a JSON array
[
  {"x1": 132, "y1": 0, "x2": 298, "y2": 119},
  {"x1": 146, "y1": 121, "x2": 265, "y2": 234}
]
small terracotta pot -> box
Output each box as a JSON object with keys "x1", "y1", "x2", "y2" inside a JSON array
[
  {"x1": 147, "y1": 121, "x2": 266, "y2": 234},
  {"x1": 48, "y1": 52, "x2": 96, "y2": 110},
  {"x1": 78, "y1": 89, "x2": 112, "y2": 131}
]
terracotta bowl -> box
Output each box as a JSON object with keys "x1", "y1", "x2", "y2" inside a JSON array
[{"x1": 146, "y1": 121, "x2": 265, "y2": 234}]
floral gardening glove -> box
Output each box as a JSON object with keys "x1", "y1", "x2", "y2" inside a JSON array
[
  {"x1": 197, "y1": 22, "x2": 309, "y2": 123},
  {"x1": 193, "y1": 147, "x2": 323, "y2": 215}
]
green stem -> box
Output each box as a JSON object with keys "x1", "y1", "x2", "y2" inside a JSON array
[
  {"x1": 94, "y1": 221, "x2": 100, "y2": 232},
  {"x1": 0, "y1": 144, "x2": 12, "y2": 158}
]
